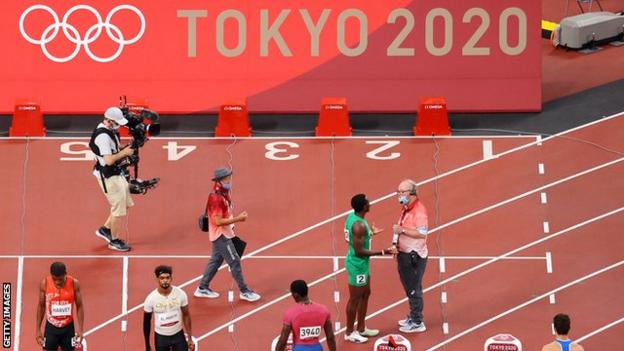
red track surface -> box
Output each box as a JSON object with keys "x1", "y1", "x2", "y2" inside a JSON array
[{"x1": 1, "y1": 116, "x2": 623, "y2": 351}]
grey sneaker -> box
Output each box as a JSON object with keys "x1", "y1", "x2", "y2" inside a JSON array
[
  {"x1": 108, "y1": 238, "x2": 130, "y2": 252},
  {"x1": 95, "y1": 227, "x2": 112, "y2": 243},
  {"x1": 194, "y1": 287, "x2": 220, "y2": 298},
  {"x1": 239, "y1": 289, "x2": 261, "y2": 302},
  {"x1": 398, "y1": 316, "x2": 412, "y2": 327},
  {"x1": 399, "y1": 321, "x2": 426, "y2": 333}
]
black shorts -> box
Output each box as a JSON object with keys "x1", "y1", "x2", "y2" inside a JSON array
[
  {"x1": 44, "y1": 321, "x2": 75, "y2": 351},
  {"x1": 155, "y1": 330, "x2": 188, "y2": 351}
]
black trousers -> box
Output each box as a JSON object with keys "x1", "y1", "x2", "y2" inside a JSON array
[
  {"x1": 155, "y1": 330, "x2": 188, "y2": 351},
  {"x1": 44, "y1": 321, "x2": 75, "y2": 351},
  {"x1": 397, "y1": 251, "x2": 428, "y2": 324}
]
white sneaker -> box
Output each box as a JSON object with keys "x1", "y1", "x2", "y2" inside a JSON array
[
  {"x1": 344, "y1": 331, "x2": 368, "y2": 343},
  {"x1": 399, "y1": 321, "x2": 426, "y2": 333},
  {"x1": 359, "y1": 328, "x2": 379, "y2": 337},
  {"x1": 240, "y1": 290, "x2": 261, "y2": 302},
  {"x1": 398, "y1": 316, "x2": 412, "y2": 327},
  {"x1": 194, "y1": 287, "x2": 219, "y2": 298}
]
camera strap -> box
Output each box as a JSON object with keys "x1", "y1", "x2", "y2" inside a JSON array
[{"x1": 99, "y1": 169, "x2": 108, "y2": 194}]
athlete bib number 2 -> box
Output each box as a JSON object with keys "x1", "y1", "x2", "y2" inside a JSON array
[{"x1": 299, "y1": 326, "x2": 321, "y2": 340}]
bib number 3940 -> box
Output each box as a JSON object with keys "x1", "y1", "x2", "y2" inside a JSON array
[{"x1": 299, "y1": 326, "x2": 322, "y2": 339}]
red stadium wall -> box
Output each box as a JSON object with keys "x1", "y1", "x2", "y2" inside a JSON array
[{"x1": 1, "y1": 0, "x2": 541, "y2": 114}]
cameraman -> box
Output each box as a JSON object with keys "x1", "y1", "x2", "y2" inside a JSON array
[{"x1": 89, "y1": 107, "x2": 134, "y2": 252}]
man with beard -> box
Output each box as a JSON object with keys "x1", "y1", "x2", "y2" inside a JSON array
[{"x1": 143, "y1": 265, "x2": 194, "y2": 351}]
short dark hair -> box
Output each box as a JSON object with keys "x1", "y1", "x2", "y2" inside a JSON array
[
  {"x1": 290, "y1": 280, "x2": 308, "y2": 298},
  {"x1": 154, "y1": 265, "x2": 173, "y2": 277},
  {"x1": 351, "y1": 194, "x2": 368, "y2": 212},
  {"x1": 50, "y1": 262, "x2": 66, "y2": 277},
  {"x1": 553, "y1": 313, "x2": 571, "y2": 335}
]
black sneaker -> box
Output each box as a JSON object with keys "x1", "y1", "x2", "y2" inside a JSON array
[
  {"x1": 108, "y1": 238, "x2": 131, "y2": 252},
  {"x1": 95, "y1": 227, "x2": 112, "y2": 243}
]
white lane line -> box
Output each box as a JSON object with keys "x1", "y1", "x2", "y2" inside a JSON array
[
  {"x1": 482, "y1": 140, "x2": 494, "y2": 160},
  {"x1": 0, "y1": 255, "x2": 548, "y2": 260},
  {"x1": 541, "y1": 192, "x2": 548, "y2": 204},
  {"x1": 441, "y1": 292, "x2": 448, "y2": 304},
  {"x1": 334, "y1": 291, "x2": 340, "y2": 303},
  {"x1": 537, "y1": 135, "x2": 543, "y2": 146},
  {"x1": 549, "y1": 294, "x2": 556, "y2": 304},
  {"x1": 333, "y1": 257, "x2": 339, "y2": 271},
  {"x1": 194, "y1": 268, "x2": 346, "y2": 342},
  {"x1": 439, "y1": 257, "x2": 446, "y2": 273},
  {"x1": 543, "y1": 222, "x2": 550, "y2": 234},
  {"x1": 546, "y1": 252, "x2": 553, "y2": 273},
  {"x1": 576, "y1": 316, "x2": 624, "y2": 342},
  {"x1": 14, "y1": 256, "x2": 24, "y2": 351},
  {"x1": 122, "y1": 256, "x2": 128, "y2": 332},
  {"x1": 428, "y1": 157, "x2": 624, "y2": 236},
  {"x1": 319, "y1": 207, "x2": 624, "y2": 343},
  {"x1": 228, "y1": 290, "x2": 234, "y2": 303},
  {"x1": 81, "y1": 144, "x2": 624, "y2": 337},
  {"x1": 538, "y1": 163, "x2": 545, "y2": 175},
  {"x1": 426, "y1": 260, "x2": 624, "y2": 350},
  {"x1": 442, "y1": 322, "x2": 450, "y2": 334}
]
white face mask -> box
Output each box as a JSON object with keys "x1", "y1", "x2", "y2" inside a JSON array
[{"x1": 398, "y1": 195, "x2": 410, "y2": 205}]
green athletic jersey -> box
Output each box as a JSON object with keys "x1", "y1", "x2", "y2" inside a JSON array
[{"x1": 345, "y1": 212, "x2": 372, "y2": 268}]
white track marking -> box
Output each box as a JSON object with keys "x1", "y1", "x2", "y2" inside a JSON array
[
  {"x1": 541, "y1": 192, "x2": 548, "y2": 204},
  {"x1": 319, "y1": 207, "x2": 624, "y2": 343},
  {"x1": 543, "y1": 221, "x2": 550, "y2": 234},
  {"x1": 53, "y1": 114, "x2": 624, "y2": 338},
  {"x1": 538, "y1": 163, "x2": 545, "y2": 174},
  {"x1": 194, "y1": 268, "x2": 346, "y2": 342},
  {"x1": 482, "y1": 140, "x2": 494, "y2": 160},
  {"x1": 426, "y1": 260, "x2": 624, "y2": 350},
  {"x1": 576, "y1": 316, "x2": 624, "y2": 342},
  {"x1": 546, "y1": 252, "x2": 553, "y2": 273},
  {"x1": 14, "y1": 257, "x2": 24, "y2": 351},
  {"x1": 122, "y1": 256, "x2": 128, "y2": 331}
]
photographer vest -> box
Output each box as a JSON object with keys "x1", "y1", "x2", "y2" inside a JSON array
[{"x1": 89, "y1": 127, "x2": 122, "y2": 178}]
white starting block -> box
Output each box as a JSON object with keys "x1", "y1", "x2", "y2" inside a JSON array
[
  {"x1": 374, "y1": 334, "x2": 411, "y2": 351},
  {"x1": 484, "y1": 334, "x2": 522, "y2": 351},
  {"x1": 271, "y1": 333, "x2": 294, "y2": 351}
]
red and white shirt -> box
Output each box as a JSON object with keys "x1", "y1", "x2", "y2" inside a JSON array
[
  {"x1": 45, "y1": 275, "x2": 75, "y2": 328},
  {"x1": 398, "y1": 200, "x2": 429, "y2": 258},
  {"x1": 207, "y1": 185, "x2": 235, "y2": 242}
]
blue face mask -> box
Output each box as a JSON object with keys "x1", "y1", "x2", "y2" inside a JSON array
[
  {"x1": 221, "y1": 183, "x2": 232, "y2": 190},
  {"x1": 398, "y1": 195, "x2": 410, "y2": 205}
]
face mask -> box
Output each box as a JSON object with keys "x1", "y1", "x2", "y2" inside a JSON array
[
  {"x1": 221, "y1": 183, "x2": 232, "y2": 190},
  {"x1": 398, "y1": 195, "x2": 410, "y2": 205}
]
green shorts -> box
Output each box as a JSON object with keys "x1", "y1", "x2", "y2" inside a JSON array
[{"x1": 345, "y1": 258, "x2": 370, "y2": 287}]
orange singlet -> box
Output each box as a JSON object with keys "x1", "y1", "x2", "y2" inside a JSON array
[{"x1": 45, "y1": 275, "x2": 75, "y2": 328}]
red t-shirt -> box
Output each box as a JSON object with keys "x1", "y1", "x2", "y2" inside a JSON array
[
  {"x1": 45, "y1": 275, "x2": 75, "y2": 328},
  {"x1": 207, "y1": 184, "x2": 235, "y2": 241},
  {"x1": 283, "y1": 302, "x2": 330, "y2": 345}
]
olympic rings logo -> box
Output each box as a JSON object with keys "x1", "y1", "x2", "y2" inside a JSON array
[{"x1": 19, "y1": 4, "x2": 145, "y2": 63}]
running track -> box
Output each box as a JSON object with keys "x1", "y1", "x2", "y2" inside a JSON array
[{"x1": 0, "y1": 113, "x2": 622, "y2": 350}]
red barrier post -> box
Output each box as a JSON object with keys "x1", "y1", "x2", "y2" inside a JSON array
[
  {"x1": 215, "y1": 101, "x2": 251, "y2": 137},
  {"x1": 414, "y1": 97, "x2": 451, "y2": 136},
  {"x1": 10, "y1": 99, "x2": 46, "y2": 137},
  {"x1": 315, "y1": 97, "x2": 351, "y2": 136}
]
